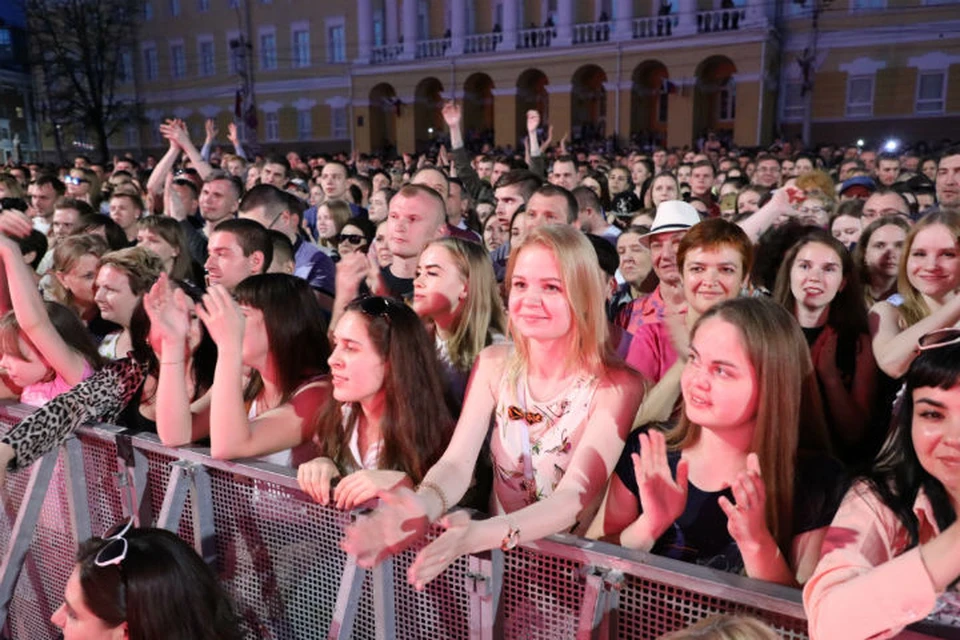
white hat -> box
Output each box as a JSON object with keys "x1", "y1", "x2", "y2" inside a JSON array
[{"x1": 641, "y1": 200, "x2": 701, "y2": 241}]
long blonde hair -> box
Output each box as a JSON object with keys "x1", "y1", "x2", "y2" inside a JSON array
[
  {"x1": 665, "y1": 297, "x2": 829, "y2": 553},
  {"x1": 897, "y1": 209, "x2": 960, "y2": 327},
  {"x1": 426, "y1": 237, "x2": 506, "y2": 372},
  {"x1": 50, "y1": 235, "x2": 109, "y2": 312},
  {"x1": 504, "y1": 225, "x2": 613, "y2": 383}
]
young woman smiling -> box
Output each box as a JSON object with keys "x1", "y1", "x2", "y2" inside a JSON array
[
  {"x1": 774, "y1": 231, "x2": 877, "y2": 462},
  {"x1": 339, "y1": 225, "x2": 643, "y2": 589},
  {"x1": 591, "y1": 298, "x2": 841, "y2": 586}
]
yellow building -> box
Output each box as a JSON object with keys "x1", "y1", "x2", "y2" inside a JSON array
[{"x1": 75, "y1": 0, "x2": 960, "y2": 157}]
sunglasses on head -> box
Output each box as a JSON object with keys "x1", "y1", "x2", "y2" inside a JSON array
[
  {"x1": 337, "y1": 233, "x2": 366, "y2": 246},
  {"x1": 917, "y1": 328, "x2": 960, "y2": 353},
  {"x1": 94, "y1": 517, "x2": 135, "y2": 568},
  {"x1": 356, "y1": 295, "x2": 404, "y2": 324}
]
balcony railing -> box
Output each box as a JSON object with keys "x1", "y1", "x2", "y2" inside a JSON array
[
  {"x1": 633, "y1": 15, "x2": 677, "y2": 39},
  {"x1": 572, "y1": 21, "x2": 612, "y2": 45},
  {"x1": 371, "y1": 43, "x2": 403, "y2": 64},
  {"x1": 464, "y1": 31, "x2": 503, "y2": 54},
  {"x1": 697, "y1": 7, "x2": 747, "y2": 33},
  {"x1": 517, "y1": 25, "x2": 556, "y2": 50},
  {"x1": 415, "y1": 37, "x2": 451, "y2": 59}
]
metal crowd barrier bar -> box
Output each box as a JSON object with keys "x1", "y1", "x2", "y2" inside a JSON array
[{"x1": 0, "y1": 402, "x2": 954, "y2": 639}]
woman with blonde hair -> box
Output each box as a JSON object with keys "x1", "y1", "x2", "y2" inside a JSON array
[
  {"x1": 340, "y1": 225, "x2": 644, "y2": 589},
  {"x1": 871, "y1": 209, "x2": 960, "y2": 378},
  {"x1": 412, "y1": 237, "x2": 507, "y2": 409},
  {"x1": 49, "y1": 234, "x2": 109, "y2": 325},
  {"x1": 315, "y1": 199, "x2": 352, "y2": 253},
  {"x1": 591, "y1": 298, "x2": 840, "y2": 587},
  {"x1": 94, "y1": 247, "x2": 165, "y2": 359}
]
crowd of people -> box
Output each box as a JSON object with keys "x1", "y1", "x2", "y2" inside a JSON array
[{"x1": 1, "y1": 106, "x2": 959, "y2": 639}]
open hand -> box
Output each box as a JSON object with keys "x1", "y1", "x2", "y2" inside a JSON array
[
  {"x1": 526, "y1": 110, "x2": 540, "y2": 135},
  {"x1": 718, "y1": 453, "x2": 773, "y2": 552},
  {"x1": 634, "y1": 429, "x2": 689, "y2": 540},
  {"x1": 144, "y1": 273, "x2": 192, "y2": 358},
  {"x1": 196, "y1": 285, "x2": 245, "y2": 349},
  {"x1": 441, "y1": 101, "x2": 461, "y2": 128},
  {"x1": 341, "y1": 486, "x2": 430, "y2": 568},
  {"x1": 204, "y1": 118, "x2": 218, "y2": 144},
  {"x1": 0, "y1": 208, "x2": 33, "y2": 239},
  {"x1": 407, "y1": 510, "x2": 474, "y2": 590}
]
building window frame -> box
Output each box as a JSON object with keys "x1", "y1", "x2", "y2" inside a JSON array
[
  {"x1": 169, "y1": 0, "x2": 180, "y2": 17},
  {"x1": 297, "y1": 109, "x2": 312, "y2": 140},
  {"x1": 845, "y1": 74, "x2": 875, "y2": 117},
  {"x1": 198, "y1": 36, "x2": 215, "y2": 77},
  {"x1": 331, "y1": 106, "x2": 348, "y2": 138},
  {"x1": 259, "y1": 26, "x2": 278, "y2": 71},
  {"x1": 264, "y1": 111, "x2": 280, "y2": 141},
  {"x1": 169, "y1": 39, "x2": 186, "y2": 79},
  {"x1": 326, "y1": 17, "x2": 346, "y2": 63},
  {"x1": 291, "y1": 21, "x2": 311, "y2": 68},
  {"x1": 782, "y1": 80, "x2": 805, "y2": 121},
  {"x1": 915, "y1": 70, "x2": 947, "y2": 114},
  {"x1": 142, "y1": 42, "x2": 159, "y2": 81}
]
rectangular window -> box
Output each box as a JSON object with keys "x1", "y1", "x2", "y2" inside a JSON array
[
  {"x1": 916, "y1": 71, "x2": 946, "y2": 113},
  {"x1": 374, "y1": 9, "x2": 385, "y2": 46},
  {"x1": 297, "y1": 110, "x2": 312, "y2": 140},
  {"x1": 851, "y1": 0, "x2": 886, "y2": 8},
  {"x1": 143, "y1": 45, "x2": 159, "y2": 81},
  {"x1": 199, "y1": 40, "x2": 215, "y2": 76},
  {"x1": 227, "y1": 32, "x2": 241, "y2": 74},
  {"x1": 719, "y1": 79, "x2": 736, "y2": 121},
  {"x1": 331, "y1": 106, "x2": 348, "y2": 138},
  {"x1": 260, "y1": 31, "x2": 277, "y2": 70},
  {"x1": 144, "y1": 0, "x2": 153, "y2": 19},
  {"x1": 265, "y1": 112, "x2": 279, "y2": 141},
  {"x1": 119, "y1": 51, "x2": 134, "y2": 84},
  {"x1": 292, "y1": 29, "x2": 310, "y2": 68},
  {"x1": 782, "y1": 81, "x2": 805, "y2": 119},
  {"x1": 198, "y1": 0, "x2": 209, "y2": 11},
  {"x1": 846, "y1": 75, "x2": 874, "y2": 117},
  {"x1": 327, "y1": 25, "x2": 345, "y2": 63},
  {"x1": 170, "y1": 42, "x2": 186, "y2": 78},
  {"x1": 417, "y1": 0, "x2": 429, "y2": 40},
  {"x1": 658, "y1": 80, "x2": 669, "y2": 124},
  {"x1": 228, "y1": 0, "x2": 238, "y2": 7},
  {"x1": 125, "y1": 126, "x2": 139, "y2": 148},
  {"x1": 170, "y1": 0, "x2": 180, "y2": 16}
]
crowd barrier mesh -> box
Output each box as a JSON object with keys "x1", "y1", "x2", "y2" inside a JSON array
[{"x1": 0, "y1": 403, "x2": 952, "y2": 639}]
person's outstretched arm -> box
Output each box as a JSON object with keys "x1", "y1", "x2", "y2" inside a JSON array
[{"x1": 0, "y1": 231, "x2": 90, "y2": 386}]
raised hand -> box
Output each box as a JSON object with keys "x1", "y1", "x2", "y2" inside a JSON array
[
  {"x1": 812, "y1": 330, "x2": 840, "y2": 380},
  {"x1": 526, "y1": 109, "x2": 541, "y2": 135},
  {"x1": 634, "y1": 429, "x2": 689, "y2": 540},
  {"x1": 196, "y1": 284, "x2": 245, "y2": 350},
  {"x1": 0, "y1": 208, "x2": 33, "y2": 239},
  {"x1": 163, "y1": 171, "x2": 187, "y2": 221},
  {"x1": 204, "y1": 118, "x2": 218, "y2": 144},
  {"x1": 297, "y1": 456, "x2": 342, "y2": 506},
  {"x1": 407, "y1": 510, "x2": 474, "y2": 590},
  {"x1": 441, "y1": 101, "x2": 462, "y2": 128},
  {"x1": 717, "y1": 453, "x2": 774, "y2": 553},
  {"x1": 144, "y1": 273, "x2": 191, "y2": 358},
  {"x1": 227, "y1": 122, "x2": 240, "y2": 146},
  {"x1": 341, "y1": 486, "x2": 431, "y2": 568}
]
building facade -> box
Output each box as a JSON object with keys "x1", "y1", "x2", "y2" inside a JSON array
[
  {"x1": 51, "y1": 0, "x2": 960, "y2": 158},
  {"x1": 0, "y1": 6, "x2": 40, "y2": 163}
]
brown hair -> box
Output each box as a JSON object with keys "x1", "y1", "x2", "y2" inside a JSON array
[
  {"x1": 50, "y1": 235, "x2": 109, "y2": 311},
  {"x1": 99, "y1": 247, "x2": 165, "y2": 296},
  {"x1": 138, "y1": 215, "x2": 195, "y2": 283},
  {"x1": 677, "y1": 218, "x2": 754, "y2": 274}
]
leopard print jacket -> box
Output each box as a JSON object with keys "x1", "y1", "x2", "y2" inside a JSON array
[{"x1": 1, "y1": 358, "x2": 148, "y2": 471}]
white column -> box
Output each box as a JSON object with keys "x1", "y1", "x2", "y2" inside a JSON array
[
  {"x1": 401, "y1": 0, "x2": 417, "y2": 60},
  {"x1": 449, "y1": 0, "x2": 465, "y2": 55},
  {"x1": 386, "y1": 0, "x2": 399, "y2": 44},
  {"x1": 676, "y1": 0, "x2": 697, "y2": 35},
  {"x1": 615, "y1": 0, "x2": 633, "y2": 40},
  {"x1": 501, "y1": 0, "x2": 517, "y2": 50},
  {"x1": 356, "y1": 0, "x2": 373, "y2": 63},
  {"x1": 555, "y1": 0, "x2": 573, "y2": 46}
]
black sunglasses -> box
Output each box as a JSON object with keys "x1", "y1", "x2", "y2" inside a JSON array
[
  {"x1": 355, "y1": 296, "x2": 403, "y2": 324},
  {"x1": 337, "y1": 233, "x2": 367, "y2": 246}
]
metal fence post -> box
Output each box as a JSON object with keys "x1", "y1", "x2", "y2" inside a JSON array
[
  {"x1": 0, "y1": 450, "x2": 58, "y2": 628},
  {"x1": 189, "y1": 465, "x2": 216, "y2": 567},
  {"x1": 372, "y1": 557, "x2": 396, "y2": 640},
  {"x1": 327, "y1": 554, "x2": 366, "y2": 640},
  {"x1": 577, "y1": 567, "x2": 624, "y2": 640},
  {"x1": 467, "y1": 549, "x2": 503, "y2": 640},
  {"x1": 157, "y1": 461, "x2": 191, "y2": 532},
  {"x1": 62, "y1": 438, "x2": 91, "y2": 544},
  {"x1": 115, "y1": 435, "x2": 152, "y2": 526}
]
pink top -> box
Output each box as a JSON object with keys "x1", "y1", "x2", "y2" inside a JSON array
[
  {"x1": 623, "y1": 322, "x2": 678, "y2": 385},
  {"x1": 803, "y1": 482, "x2": 950, "y2": 639},
  {"x1": 489, "y1": 366, "x2": 600, "y2": 535},
  {"x1": 20, "y1": 361, "x2": 95, "y2": 408}
]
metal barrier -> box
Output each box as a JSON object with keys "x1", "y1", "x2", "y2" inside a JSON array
[{"x1": 0, "y1": 402, "x2": 952, "y2": 639}]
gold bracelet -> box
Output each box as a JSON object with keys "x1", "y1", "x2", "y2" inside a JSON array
[{"x1": 416, "y1": 480, "x2": 449, "y2": 516}]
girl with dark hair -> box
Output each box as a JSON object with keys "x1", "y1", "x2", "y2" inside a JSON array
[
  {"x1": 0, "y1": 218, "x2": 102, "y2": 407},
  {"x1": 805, "y1": 334, "x2": 960, "y2": 638},
  {"x1": 773, "y1": 231, "x2": 877, "y2": 462},
  {"x1": 52, "y1": 521, "x2": 243, "y2": 639},
  {"x1": 592, "y1": 298, "x2": 841, "y2": 586},
  {"x1": 852, "y1": 215, "x2": 909, "y2": 309},
  {"x1": 297, "y1": 296, "x2": 455, "y2": 509},
  {"x1": 151, "y1": 273, "x2": 332, "y2": 462}
]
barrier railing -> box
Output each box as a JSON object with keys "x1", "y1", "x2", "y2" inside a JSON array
[
  {"x1": 517, "y1": 26, "x2": 555, "y2": 50},
  {"x1": 415, "y1": 38, "x2": 451, "y2": 60},
  {"x1": 370, "y1": 43, "x2": 403, "y2": 64},
  {"x1": 572, "y1": 21, "x2": 612, "y2": 45},
  {"x1": 697, "y1": 8, "x2": 746, "y2": 33},
  {"x1": 0, "y1": 402, "x2": 953, "y2": 639},
  {"x1": 633, "y1": 16, "x2": 677, "y2": 39},
  {"x1": 464, "y1": 32, "x2": 503, "y2": 54}
]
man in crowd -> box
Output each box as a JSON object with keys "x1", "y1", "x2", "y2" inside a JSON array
[
  {"x1": 203, "y1": 218, "x2": 272, "y2": 292},
  {"x1": 27, "y1": 175, "x2": 65, "y2": 235},
  {"x1": 936, "y1": 146, "x2": 960, "y2": 214},
  {"x1": 876, "y1": 152, "x2": 901, "y2": 187}
]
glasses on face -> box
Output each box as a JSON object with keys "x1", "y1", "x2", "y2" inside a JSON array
[
  {"x1": 94, "y1": 517, "x2": 135, "y2": 568},
  {"x1": 337, "y1": 233, "x2": 366, "y2": 246},
  {"x1": 917, "y1": 328, "x2": 960, "y2": 352}
]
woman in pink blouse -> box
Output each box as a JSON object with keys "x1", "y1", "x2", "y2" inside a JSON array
[{"x1": 804, "y1": 329, "x2": 960, "y2": 639}]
